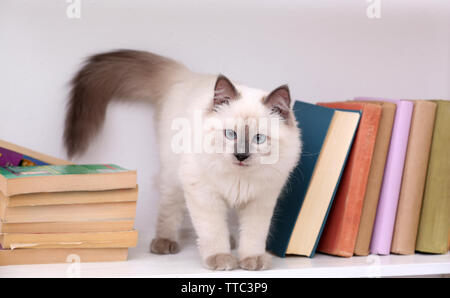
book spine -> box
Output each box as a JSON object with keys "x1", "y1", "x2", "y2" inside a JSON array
[
  {"x1": 370, "y1": 101, "x2": 413, "y2": 255},
  {"x1": 416, "y1": 101, "x2": 450, "y2": 254},
  {"x1": 391, "y1": 101, "x2": 436, "y2": 254},
  {"x1": 316, "y1": 103, "x2": 380, "y2": 257},
  {"x1": 354, "y1": 103, "x2": 396, "y2": 256}
]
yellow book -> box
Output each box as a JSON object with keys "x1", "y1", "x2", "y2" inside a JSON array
[
  {"x1": 0, "y1": 248, "x2": 128, "y2": 266},
  {"x1": 1, "y1": 187, "x2": 138, "y2": 207},
  {"x1": 0, "y1": 230, "x2": 138, "y2": 249},
  {"x1": 0, "y1": 200, "x2": 137, "y2": 223},
  {"x1": 0, "y1": 220, "x2": 135, "y2": 234}
]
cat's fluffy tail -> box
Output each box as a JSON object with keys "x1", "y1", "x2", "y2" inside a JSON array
[{"x1": 64, "y1": 49, "x2": 189, "y2": 157}]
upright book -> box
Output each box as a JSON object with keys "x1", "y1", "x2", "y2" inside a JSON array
[
  {"x1": 316, "y1": 102, "x2": 382, "y2": 257},
  {"x1": 355, "y1": 97, "x2": 414, "y2": 255},
  {"x1": 354, "y1": 102, "x2": 396, "y2": 256},
  {"x1": 391, "y1": 100, "x2": 437, "y2": 255},
  {"x1": 416, "y1": 100, "x2": 450, "y2": 254},
  {"x1": 267, "y1": 101, "x2": 360, "y2": 257}
]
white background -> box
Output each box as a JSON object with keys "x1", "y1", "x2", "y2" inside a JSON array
[{"x1": 0, "y1": 0, "x2": 449, "y2": 234}]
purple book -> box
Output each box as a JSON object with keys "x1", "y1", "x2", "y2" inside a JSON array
[
  {"x1": 355, "y1": 97, "x2": 413, "y2": 255},
  {"x1": 0, "y1": 147, "x2": 23, "y2": 167}
]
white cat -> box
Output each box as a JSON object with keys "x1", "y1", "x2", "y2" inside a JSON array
[{"x1": 64, "y1": 50, "x2": 301, "y2": 270}]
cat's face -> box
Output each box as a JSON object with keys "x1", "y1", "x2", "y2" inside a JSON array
[{"x1": 200, "y1": 75, "x2": 301, "y2": 178}]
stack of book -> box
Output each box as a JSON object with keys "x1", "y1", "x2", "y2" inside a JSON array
[
  {"x1": 0, "y1": 140, "x2": 138, "y2": 266},
  {"x1": 267, "y1": 99, "x2": 449, "y2": 258}
]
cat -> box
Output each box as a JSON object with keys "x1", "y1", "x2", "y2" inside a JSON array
[{"x1": 64, "y1": 50, "x2": 301, "y2": 270}]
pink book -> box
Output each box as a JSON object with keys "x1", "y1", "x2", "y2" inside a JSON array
[{"x1": 354, "y1": 97, "x2": 413, "y2": 255}]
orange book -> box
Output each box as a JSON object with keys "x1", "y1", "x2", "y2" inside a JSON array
[
  {"x1": 354, "y1": 102, "x2": 396, "y2": 256},
  {"x1": 316, "y1": 102, "x2": 382, "y2": 257}
]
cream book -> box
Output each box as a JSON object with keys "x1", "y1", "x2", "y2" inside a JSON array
[
  {"x1": 0, "y1": 200, "x2": 137, "y2": 223},
  {"x1": 1, "y1": 187, "x2": 138, "y2": 207},
  {"x1": 0, "y1": 164, "x2": 137, "y2": 196},
  {"x1": 0, "y1": 230, "x2": 138, "y2": 249},
  {"x1": 0, "y1": 247, "x2": 128, "y2": 266},
  {"x1": 391, "y1": 100, "x2": 437, "y2": 255},
  {"x1": 0, "y1": 220, "x2": 135, "y2": 234}
]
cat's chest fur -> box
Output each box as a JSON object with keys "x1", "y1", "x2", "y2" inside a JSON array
[{"x1": 214, "y1": 174, "x2": 258, "y2": 207}]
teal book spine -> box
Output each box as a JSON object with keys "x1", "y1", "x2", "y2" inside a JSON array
[
  {"x1": 266, "y1": 101, "x2": 335, "y2": 257},
  {"x1": 266, "y1": 101, "x2": 360, "y2": 257}
]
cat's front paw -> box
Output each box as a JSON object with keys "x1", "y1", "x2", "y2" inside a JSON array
[
  {"x1": 239, "y1": 254, "x2": 271, "y2": 270},
  {"x1": 150, "y1": 238, "x2": 180, "y2": 254},
  {"x1": 205, "y1": 253, "x2": 238, "y2": 271}
]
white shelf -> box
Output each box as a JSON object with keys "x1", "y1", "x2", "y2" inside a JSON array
[{"x1": 0, "y1": 230, "x2": 449, "y2": 278}]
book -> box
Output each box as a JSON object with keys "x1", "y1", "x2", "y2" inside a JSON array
[
  {"x1": 0, "y1": 164, "x2": 137, "y2": 196},
  {"x1": 416, "y1": 100, "x2": 450, "y2": 254},
  {"x1": 0, "y1": 140, "x2": 140, "y2": 266},
  {"x1": 0, "y1": 201, "x2": 137, "y2": 223},
  {"x1": 0, "y1": 247, "x2": 128, "y2": 266},
  {"x1": 0, "y1": 220, "x2": 135, "y2": 234},
  {"x1": 0, "y1": 139, "x2": 72, "y2": 166},
  {"x1": 0, "y1": 230, "x2": 138, "y2": 249},
  {"x1": 316, "y1": 102, "x2": 382, "y2": 257},
  {"x1": 391, "y1": 101, "x2": 437, "y2": 255},
  {"x1": 267, "y1": 101, "x2": 360, "y2": 257},
  {"x1": 353, "y1": 102, "x2": 396, "y2": 256},
  {"x1": 1, "y1": 187, "x2": 138, "y2": 207},
  {"x1": 355, "y1": 97, "x2": 414, "y2": 255},
  {"x1": 0, "y1": 147, "x2": 48, "y2": 167}
]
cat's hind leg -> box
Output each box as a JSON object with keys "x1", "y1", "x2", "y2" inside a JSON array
[{"x1": 150, "y1": 180, "x2": 186, "y2": 254}]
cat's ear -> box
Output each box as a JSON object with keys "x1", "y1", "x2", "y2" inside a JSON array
[
  {"x1": 213, "y1": 74, "x2": 238, "y2": 107},
  {"x1": 264, "y1": 85, "x2": 291, "y2": 120}
]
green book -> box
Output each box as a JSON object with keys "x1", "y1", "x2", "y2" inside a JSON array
[
  {"x1": 416, "y1": 100, "x2": 450, "y2": 254},
  {"x1": 266, "y1": 101, "x2": 360, "y2": 257},
  {"x1": 0, "y1": 164, "x2": 137, "y2": 196}
]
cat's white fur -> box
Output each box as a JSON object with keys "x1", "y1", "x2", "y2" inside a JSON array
[
  {"x1": 64, "y1": 50, "x2": 301, "y2": 271},
  {"x1": 153, "y1": 72, "x2": 301, "y2": 270}
]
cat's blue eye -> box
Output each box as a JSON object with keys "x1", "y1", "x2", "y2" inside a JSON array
[
  {"x1": 224, "y1": 129, "x2": 237, "y2": 140},
  {"x1": 253, "y1": 134, "x2": 267, "y2": 144}
]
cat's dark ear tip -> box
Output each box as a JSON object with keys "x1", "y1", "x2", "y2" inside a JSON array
[
  {"x1": 216, "y1": 74, "x2": 230, "y2": 82},
  {"x1": 276, "y1": 84, "x2": 290, "y2": 94},
  {"x1": 269, "y1": 84, "x2": 291, "y2": 102},
  {"x1": 214, "y1": 74, "x2": 234, "y2": 88},
  {"x1": 213, "y1": 74, "x2": 238, "y2": 108}
]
